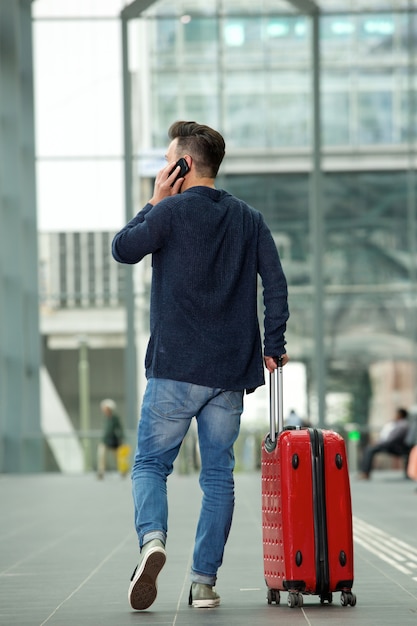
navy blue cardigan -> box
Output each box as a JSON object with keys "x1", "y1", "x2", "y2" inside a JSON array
[{"x1": 112, "y1": 186, "x2": 289, "y2": 392}]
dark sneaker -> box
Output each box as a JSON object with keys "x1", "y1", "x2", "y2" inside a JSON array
[
  {"x1": 188, "y1": 583, "x2": 220, "y2": 608},
  {"x1": 128, "y1": 539, "x2": 166, "y2": 610}
]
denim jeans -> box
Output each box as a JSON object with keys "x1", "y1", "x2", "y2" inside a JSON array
[{"x1": 131, "y1": 377, "x2": 243, "y2": 586}]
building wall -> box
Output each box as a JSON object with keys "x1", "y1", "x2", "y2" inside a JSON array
[{"x1": 43, "y1": 342, "x2": 126, "y2": 432}]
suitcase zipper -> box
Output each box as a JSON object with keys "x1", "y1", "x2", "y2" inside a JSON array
[{"x1": 309, "y1": 428, "x2": 330, "y2": 595}]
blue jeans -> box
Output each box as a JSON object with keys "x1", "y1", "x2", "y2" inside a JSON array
[{"x1": 131, "y1": 377, "x2": 243, "y2": 586}]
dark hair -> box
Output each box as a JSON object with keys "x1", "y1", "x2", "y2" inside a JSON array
[
  {"x1": 398, "y1": 408, "x2": 408, "y2": 419},
  {"x1": 168, "y1": 121, "x2": 225, "y2": 178}
]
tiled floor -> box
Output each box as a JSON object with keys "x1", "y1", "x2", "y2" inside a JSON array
[{"x1": 1, "y1": 468, "x2": 417, "y2": 625}]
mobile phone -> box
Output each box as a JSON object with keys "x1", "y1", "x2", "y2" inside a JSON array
[{"x1": 169, "y1": 157, "x2": 190, "y2": 185}]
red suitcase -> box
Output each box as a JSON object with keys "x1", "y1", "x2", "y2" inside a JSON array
[{"x1": 261, "y1": 361, "x2": 356, "y2": 608}]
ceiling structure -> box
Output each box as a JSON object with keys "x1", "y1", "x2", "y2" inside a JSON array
[
  {"x1": 123, "y1": 0, "x2": 417, "y2": 18},
  {"x1": 289, "y1": 0, "x2": 417, "y2": 11}
]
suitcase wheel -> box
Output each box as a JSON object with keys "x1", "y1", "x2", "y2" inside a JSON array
[
  {"x1": 267, "y1": 589, "x2": 280, "y2": 605},
  {"x1": 287, "y1": 592, "x2": 303, "y2": 608},
  {"x1": 320, "y1": 592, "x2": 333, "y2": 604},
  {"x1": 340, "y1": 591, "x2": 357, "y2": 607}
]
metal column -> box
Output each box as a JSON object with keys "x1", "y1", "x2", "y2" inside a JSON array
[
  {"x1": 310, "y1": 11, "x2": 326, "y2": 427},
  {"x1": 120, "y1": 1, "x2": 159, "y2": 430},
  {"x1": 287, "y1": 1, "x2": 325, "y2": 426},
  {"x1": 121, "y1": 14, "x2": 138, "y2": 431},
  {"x1": 407, "y1": 7, "x2": 417, "y2": 403}
]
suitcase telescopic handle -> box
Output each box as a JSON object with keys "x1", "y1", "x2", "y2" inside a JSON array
[{"x1": 269, "y1": 356, "x2": 284, "y2": 443}]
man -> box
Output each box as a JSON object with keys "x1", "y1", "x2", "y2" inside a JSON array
[
  {"x1": 96, "y1": 399, "x2": 123, "y2": 479},
  {"x1": 358, "y1": 407, "x2": 411, "y2": 479},
  {"x1": 112, "y1": 121, "x2": 289, "y2": 610}
]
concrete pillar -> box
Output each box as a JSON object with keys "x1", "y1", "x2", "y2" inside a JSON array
[{"x1": 0, "y1": 0, "x2": 42, "y2": 471}]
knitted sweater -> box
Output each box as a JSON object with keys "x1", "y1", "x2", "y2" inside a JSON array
[{"x1": 112, "y1": 186, "x2": 289, "y2": 392}]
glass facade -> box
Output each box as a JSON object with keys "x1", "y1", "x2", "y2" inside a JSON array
[
  {"x1": 142, "y1": 8, "x2": 416, "y2": 151},
  {"x1": 33, "y1": 0, "x2": 417, "y2": 429},
  {"x1": 129, "y1": 1, "x2": 417, "y2": 425}
]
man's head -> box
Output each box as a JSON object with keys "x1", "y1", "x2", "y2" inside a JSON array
[
  {"x1": 167, "y1": 121, "x2": 225, "y2": 179},
  {"x1": 100, "y1": 398, "x2": 116, "y2": 417},
  {"x1": 396, "y1": 408, "x2": 408, "y2": 420}
]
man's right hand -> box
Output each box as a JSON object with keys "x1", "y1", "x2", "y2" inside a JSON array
[
  {"x1": 264, "y1": 354, "x2": 289, "y2": 373},
  {"x1": 149, "y1": 161, "x2": 184, "y2": 205}
]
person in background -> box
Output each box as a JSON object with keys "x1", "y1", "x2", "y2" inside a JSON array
[
  {"x1": 285, "y1": 408, "x2": 304, "y2": 428},
  {"x1": 97, "y1": 399, "x2": 124, "y2": 479},
  {"x1": 358, "y1": 407, "x2": 411, "y2": 480},
  {"x1": 112, "y1": 121, "x2": 289, "y2": 611}
]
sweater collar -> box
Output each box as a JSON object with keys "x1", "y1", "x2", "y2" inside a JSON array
[{"x1": 182, "y1": 186, "x2": 224, "y2": 202}]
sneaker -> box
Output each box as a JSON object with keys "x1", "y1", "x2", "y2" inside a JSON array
[
  {"x1": 128, "y1": 539, "x2": 166, "y2": 610},
  {"x1": 188, "y1": 583, "x2": 220, "y2": 608}
]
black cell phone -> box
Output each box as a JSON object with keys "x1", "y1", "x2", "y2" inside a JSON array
[{"x1": 169, "y1": 157, "x2": 189, "y2": 185}]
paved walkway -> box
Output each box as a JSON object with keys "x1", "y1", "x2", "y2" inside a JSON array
[{"x1": 1, "y1": 468, "x2": 417, "y2": 625}]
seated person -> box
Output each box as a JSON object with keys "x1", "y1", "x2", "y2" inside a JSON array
[
  {"x1": 358, "y1": 407, "x2": 411, "y2": 480},
  {"x1": 285, "y1": 409, "x2": 304, "y2": 428}
]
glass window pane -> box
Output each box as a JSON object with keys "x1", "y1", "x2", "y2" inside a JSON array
[
  {"x1": 225, "y1": 173, "x2": 309, "y2": 266},
  {"x1": 324, "y1": 172, "x2": 409, "y2": 287},
  {"x1": 37, "y1": 161, "x2": 124, "y2": 231},
  {"x1": 223, "y1": 16, "x2": 309, "y2": 66},
  {"x1": 398, "y1": 12, "x2": 417, "y2": 53},
  {"x1": 267, "y1": 94, "x2": 309, "y2": 147},
  {"x1": 265, "y1": 16, "x2": 310, "y2": 63},
  {"x1": 34, "y1": 20, "x2": 122, "y2": 157},
  {"x1": 182, "y1": 71, "x2": 218, "y2": 93},
  {"x1": 400, "y1": 89, "x2": 417, "y2": 143},
  {"x1": 183, "y1": 96, "x2": 219, "y2": 128},
  {"x1": 322, "y1": 93, "x2": 350, "y2": 145},
  {"x1": 224, "y1": 97, "x2": 267, "y2": 148},
  {"x1": 358, "y1": 92, "x2": 393, "y2": 144},
  {"x1": 321, "y1": 14, "x2": 356, "y2": 62},
  {"x1": 357, "y1": 13, "x2": 396, "y2": 57},
  {"x1": 150, "y1": 71, "x2": 219, "y2": 145},
  {"x1": 223, "y1": 18, "x2": 264, "y2": 66},
  {"x1": 152, "y1": 19, "x2": 177, "y2": 68},
  {"x1": 184, "y1": 17, "x2": 217, "y2": 55}
]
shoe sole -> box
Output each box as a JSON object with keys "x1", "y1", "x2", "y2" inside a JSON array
[
  {"x1": 192, "y1": 597, "x2": 220, "y2": 609},
  {"x1": 128, "y1": 547, "x2": 166, "y2": 610}
]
